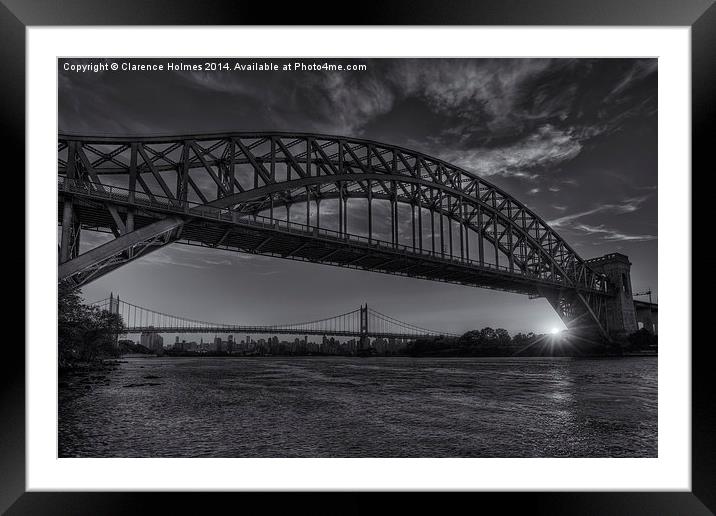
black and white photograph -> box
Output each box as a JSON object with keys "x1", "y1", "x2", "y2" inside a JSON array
[{"x1": 57, "y1": 57, "x2": 658, "y2": 459}]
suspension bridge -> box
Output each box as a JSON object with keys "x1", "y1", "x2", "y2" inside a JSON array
[{"x1": 92, "y1": 294, "x2": 454, "y2": 340}]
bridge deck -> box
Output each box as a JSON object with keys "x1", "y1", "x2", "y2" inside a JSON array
[
  {"x1": 122, "y1": 326, "x2": 427, "y2": 339},
  {"x1": 60, "y1": 180, "x2": 607, "y2": 297}
]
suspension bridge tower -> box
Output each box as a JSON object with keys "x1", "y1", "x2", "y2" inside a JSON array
[
  {"x1": 108, "y1": 292, "x2": 120, "y2": 315},
  {"x1": 358, "y1": 304, "x2": 369, "y2": 352},
  {"x1": 108, "y1": 292, "x2": 120, "y2": 349}
]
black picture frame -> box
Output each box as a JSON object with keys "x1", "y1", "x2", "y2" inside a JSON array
[{"x1": 3, "y1": 0, "x2": 712, "y2": 513}]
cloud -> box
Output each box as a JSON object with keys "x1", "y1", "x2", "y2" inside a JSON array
[
  {"x1": 439, "y1": 124, "x2": 583, "y2": 178},
  {"x1": 396, "y1": 59, "x2": 555, "y2": 133},
  {"x1": 136, "y1": 242, "x2": 270, "y2": 270},
  {"x1": 61, "y1": 58, "x2": 656, "y2": 187},
  {"x1": 205, "y1": 258, "x2": 234, "y2": 266},
  {"x1": 173, "y1": 59, "x2": 569, "y2": 146},
  {"x1": 604, "y1": 60, "x2": 658, "y2": 103},
  {"x1": 139, "y1": 249, "x2": 209, "y2": 269},
  {"x1": 574, "y1": 223, "x2": 656, "y2": 242},
  {"x1": 313, "y1": 73, "x2": 396, "y2": 134},
  {"x1": 178, "y1": 62, "x2": 398, "y2": 136},
  {"x1": 546, "y1": 195, "x2": 655, "y2": 242},
  {"x1": 548, "y1": 195, "x2": 649, "y2": 228}
]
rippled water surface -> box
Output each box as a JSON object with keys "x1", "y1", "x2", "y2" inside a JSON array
[{"x1": 59, "y1": 356, "x2": 657, "y2": 457}]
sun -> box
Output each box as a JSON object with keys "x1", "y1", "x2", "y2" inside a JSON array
[{"x1": 550, "y1": 327, "x2": 561, "y2": 335}]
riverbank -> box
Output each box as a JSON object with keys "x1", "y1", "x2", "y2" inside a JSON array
[
  {"x1": 620, "y1": 350, "x2": 658, "y2": 357},
  {"x1": 121, "y1": 350, "x2": 658, "y2": 359},
  {"x1": 59, "y1": 357, "x2": 123, "y2": 373},
  {"x1": 58, "y1": 359, "x2": 124, "y2": 394}
]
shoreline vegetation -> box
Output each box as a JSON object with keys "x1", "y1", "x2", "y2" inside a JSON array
[
  {"x1": 58, "y1": 283, "x2": 124, "y2": 373},
  {"x1": 58, "y1": 284, "x2": 657, "y2": 373}
]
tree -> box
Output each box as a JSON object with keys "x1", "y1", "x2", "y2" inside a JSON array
[
  {"x1": 495, "y1": 328, "x2": 512, "y2": 347},
  {"x1": 58, "y1": 282, "x2": 125, "y2": 368},
  {"x1": 459, "y1": 330, "x2": 481, "y2": 346},
  {"x1": 478, "y1": 327, "x2": 497, "y2": 346}
]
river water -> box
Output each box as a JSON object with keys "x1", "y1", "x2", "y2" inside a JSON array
[{"x1": 58, "y1": 356, "x2": 657, "y2": 457}]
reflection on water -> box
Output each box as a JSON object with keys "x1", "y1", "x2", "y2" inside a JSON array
[{"x1": 59, "y1": 356, "x2": 657, "y2": 457}]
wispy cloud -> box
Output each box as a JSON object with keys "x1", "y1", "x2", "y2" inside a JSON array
[
  {"x1": 439, "y1": 124, "x2": 583, "y2": 178},
  {"x1": 137, "y1": 243, "x2": 270, "y2": 270},
  {"x1": 396, "y1": 59, "x2": 556, "y2": 133},
  {"x1": 575, "y1": 223, "x2": 656, "y2": 242},
  {"x1": 604, "y1": 60, "x2": 657, "y2": 102},
  {"x1": 548, "y1": 195, "x2": 649, "y2": 228},
  {"x1": 547, "y1": 195, "x2": 655, "y2": 242},
  {"x1": 139, "y1": 250, "x2": 209, "y2": 269}
]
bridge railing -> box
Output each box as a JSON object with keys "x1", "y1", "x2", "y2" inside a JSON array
[{"x1": 60, "y1": 176, "x2": 593, "y2": 290}]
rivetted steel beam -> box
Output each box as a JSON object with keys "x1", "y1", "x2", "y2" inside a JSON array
[
  {"x1": 59, "y1": 217, "x2": 184, "y2": 288},
  {"x1": 201, "y1": 173, "x2": 565, "y2": 279}
]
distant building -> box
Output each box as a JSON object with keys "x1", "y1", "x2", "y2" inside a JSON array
[{"x1": 140, "y1": 330, "x2": 164, "y2": 353}]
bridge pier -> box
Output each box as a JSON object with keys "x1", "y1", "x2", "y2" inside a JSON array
[
  {"x1": 539, "y1": 287, "x2": 608, "y2": 344},
  {"x1": 585, "y1": 253, "x2": 638, "y2": 339},
  {"x1": 634, "y1": 301, "x2": 658, "y2": 334},
  {"x1": 59, "y1": 199, "x2": 81, "y2": 264}
]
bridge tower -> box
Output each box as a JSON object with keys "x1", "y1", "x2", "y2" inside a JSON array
[
  {"x1": 108, "y1": 292, "x2": 120, "y2": 315},
  {"x1": 585, "y1": 253, "x2": 638, "y2": 338},
  {"x1": 108, "y1": 292, "x2": 120, "y2": 349},
  {"x1": 358, "y1": 304, "x2": 369, "y2": 351}
]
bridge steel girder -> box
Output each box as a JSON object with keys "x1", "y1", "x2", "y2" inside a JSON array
[
  {"x1": 232, "y1": 187, "x2": 532, "y2": 272},
  {"x1": 58, "y1": 132, "x2": 613, "y2": 337},
  {"x1": 537, "y1": 286, "x2": 611, "y2": 341},
  {"x1": 58, "y1": 216, "x2": 185, "y2": 290},
  {"x1": 58, "y1": 185, "x2": 586, "y2": 298}
]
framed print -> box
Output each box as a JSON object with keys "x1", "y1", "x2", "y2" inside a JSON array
[{"x1": 4, "y1": 0, "x2": 713, "y2": 513}]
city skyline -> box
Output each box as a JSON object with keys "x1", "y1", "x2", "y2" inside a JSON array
[
  {"x1": 59, "y1": 57, "x2": 657, "y2": 335},
  {"x1": 138, "y1": 333, "x2": 408, "y2": 353}
]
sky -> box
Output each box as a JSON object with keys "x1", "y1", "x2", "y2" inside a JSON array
[{"x1": 59, "y1": 58, "x2": 658, "y2": 336}]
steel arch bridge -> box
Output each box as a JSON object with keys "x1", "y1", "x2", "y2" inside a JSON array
[{"x1": 57, "y1": 132, "x2": 613, "y2": 339}]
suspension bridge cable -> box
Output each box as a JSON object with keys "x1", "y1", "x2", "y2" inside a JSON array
[
  {"x1": 91, "y1": 297, "x2": 452, "y2": 336},
  {"x1": 368, "y1": 307, "x2": 455, "y2": 336}
]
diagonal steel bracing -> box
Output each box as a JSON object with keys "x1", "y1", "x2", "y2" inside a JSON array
[{"x1": 58, "y1": 217, "x2": 185, "y2": 289}]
